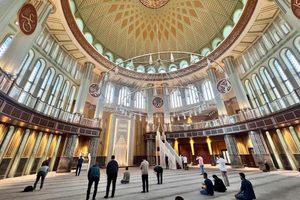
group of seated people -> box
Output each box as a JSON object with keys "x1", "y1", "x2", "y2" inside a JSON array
[{"x1": 200, "y1": 172, "x2": 256, "y2": 200}]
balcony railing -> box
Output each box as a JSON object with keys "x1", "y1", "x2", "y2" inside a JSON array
[
  {"x1": 0, "y1": 69, "x2": 101, "y2": 128},
  {"x1": 162, "y1": 90, "x2": 300, "y2": 132}
]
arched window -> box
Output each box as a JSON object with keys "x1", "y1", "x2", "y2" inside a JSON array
[
  {"x1": 179, "y1": 60, "x2": 189, "y2": 69},
  {"x1": 260, "y1": 67, "x2": 281, "y2": 101},
  {"x1": 158, "y1": 66, "x2": 166, "y2": 73},
  {"x1": 282, "y1": 49, "x2": 300, "y2": 78},
  {"x1": 212, "y1": 38, "x2": 222, "y2": 49},
  {"x1": 105, "y1": 52, "x2": 114, "y2": 61},
  {"x1": 57, "y1": 81, "x2": 70, "y2": 109},
  {"x1": 169, "y1": 64, "x2": 177, "y2": 72},
  {"x1": 269, "y1": 59, "x2": 294, "y2": 95},
  {"x1": 136, "y1": 65, "x2": 145, "y2": 73},
  {"x1": 223, "y1": 25, "x2": 233, "y2": 38},
  {"x1": 185, "y1": 85, "x2": 199, "y2": 105},
  {"x1": 201, "y1": 48, "x2": 211, "y2": 57},
  {"x1": 18, "y1": 59, "x2": 46, "y2": 103},
  {"x1": 66, "y1": 86, "x2": 76, "y2": 112},
  {"x1": 147, "y1": 66, "x2": 156, "y2": 74},
  {"x1": 245, "y1": 80, "x2": 259, "y2": 108},
  {"x1": 48, "y1": 75, "x2": 63, "y2": 106},
  {"x1": 232, "y1": 9, "x2": 242, "y2": 24},
  {"x1": 105, "y1": 82, "x2": 114, "y2": 104},
  {"x1": 118, "y1": 87, "x2": 131, "y2": 106},
  {"x1": 0, "y1": 35, "x2": 13, "y2": 57},
  {"x1": 16, "y1": 49, "x2": 35, "y2": 85},
  {"x1": 170, "y1": 88, "x2": 182, "y2": 108},
  {"x1": 126, "y1": 61, "x2": 134, "y2": 71},
  {"x1": 76, "y1": 18, "x2": 84, "y2": 31},
  {"x1": 252, "y1": 74, "x2": 270, "y2": 105},
  {"x1": 94, "y1": 43, "x2": 103, "y2": 54},
  {"x1": 134, "y1": 91, "x2": 145, "y2": 109},
  {"x1": 115, "y1": 58, "x2": 124, "y2": 67},
  {"x1": 37, "y1": 68, "x2": 55, "y2": 101},
  {"x1": 84, "y1": 32, "x2": 93, "y2": 44},
  {"x1": 294, "y1": 36, "x2": 300, "y2": 53},
  {"x1": 202, "y1": 80, "x2": 214, "y2": 101}
]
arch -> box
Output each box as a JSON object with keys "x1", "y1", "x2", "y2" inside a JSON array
[
  {"x1": 259, "y1": 67, "x2": 281, "y2": 101},
  {"x1": 179, "y1": 60, "x2": 189, "y2": 69},
  {"x1": 37, "y1": 67, "x2": 56, "y2": 101},
  {"x1": 158, "y1": 66, "x2": 166, "y2": 73},
  {"x1": 75, "y1": 18, "x2": 84, "y2": 31},
  {"x1": 212, "y1": 38, "x2": 222, "y2": 49},
  {"x1": 251, "y1": 74, "x2": 270, "y2": 105},
  {"x1": 185, "y1": 84, "x2": 199, "y2": 105},
  {"x1": 190, "y1": 55, "x2": 200, "y2": 64},
  {"x1": 223, "y1": 25, "x2": 233, "y2": 38},
  {"x1": 169, "y1": 64, "x2": 178, "y2": 72},
  {"x1": 147, "y1": 66, "x2": 156, "y2": 74},
  {"x1": 136, "y1": 65, "x2": 145, "y2": 73},
  {"x1": 126, "y1": 62, "x2": 134, "y2": 70},
  {"x1": 134, "y1": 91, "x2": 145, "y2": 109},
  {"x1": 281, "y1": 48, "x2": 300, "y2": 80},
  {"x1": 201, "y1": 48, "x2": 211, "y2": 56},
  {"x1": 170, "y1": 88, "x2": 182, "y2": 108},
  {"x1": 48, "y1": 74, "x2": 64, "y2": 106},
  {"x1": 105, "y1": 52, "x2": 114, "y2": 61},
  {"x1": 66, "y1": 85, "x2": 76, "y2": 112},
  {"x1": 57, "y1": 80, "x2": 70, "y2": 109},
  {"x1": 202, "y1": 80, "x2": 214, "y2": 101},
  {"x1": 16, "y1": 49, "x2": 35, "y2": 85},
  {"x1": 118, "y1": 87, "x2": 131, "y2": 106},
  {"x1": 115, "y1": 58, "x2": 124, "y2": 67},
  {"x1": 94, "y1": 43, "x2": 103, "y2": 54},
  {"x1": 245, "y1": 79, "x2": 259, "y2": 108},
  {"x1": 69, "y1": 0, "x2": 76, "y2": 14},
  {"x1": 84, "y1": 32, "x2": 93, "y2": 44},
  {"x1": 0, "y1": 34, "x2": 13, "y2": 57},
  {"x1": 232, "y1": 9, "x2": 242, "y2": 24}
]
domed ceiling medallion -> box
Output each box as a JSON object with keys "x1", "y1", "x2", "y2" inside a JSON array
[{"x1": 139, "y1": 0, "x2": 170, "y2": 9}]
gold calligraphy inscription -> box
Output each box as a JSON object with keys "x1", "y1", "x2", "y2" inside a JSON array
[{"x1": 18, "y1": 3, "x2": 38, "y2": 35}]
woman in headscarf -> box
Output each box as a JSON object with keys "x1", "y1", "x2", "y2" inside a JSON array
[{"x1": 212, "y1": 174, "x2": 227, "y2": 192}]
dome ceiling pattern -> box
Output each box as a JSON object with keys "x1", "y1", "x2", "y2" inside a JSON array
[{"x1": 73, "y1": 0, "x2": 244, "y2": 59}]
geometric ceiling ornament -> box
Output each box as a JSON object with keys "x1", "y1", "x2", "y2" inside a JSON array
[{"x1": 72, "y1": 0, "x2": 244, "y2": 59}]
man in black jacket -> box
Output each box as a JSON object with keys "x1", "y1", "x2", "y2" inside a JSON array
[
  {"x1": 76, "y1": 156, "x2": 84, "y2": 176},
  {"x1": 154, "y1": 165, "x2": 163, "y2": 184},
  {"x1": 104, "y1": 155, "x2": 119, "y2": 198}
]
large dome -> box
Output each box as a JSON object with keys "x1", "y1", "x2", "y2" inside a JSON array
[{"x1": 71, "y1": 0, "x2": 245, "y2": 59}]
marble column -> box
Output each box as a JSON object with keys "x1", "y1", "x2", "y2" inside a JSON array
[
  {"x1": 207, "y1": 67, "x2": 227, "y2": 116},
  {"x1": 38, "y1": 133, "x2": 54, "y2": 169},
  {"x1": 0, "y1": 126, "x2": 15, "y2": 163},
  {"x1": 24, "y1": 131, "x2": 43, "y2": 175},
  {"x1": 7, "y1": 129, "x2": 30, "y2": 178},
  {"x1": 49, "y1": 135, "x2": 62, "y2": 171},
  {"x1": 162, "y1": 83, "x2": 171, "y2": 126},
  {"x1": 0, "y1": 1, "x2": 53, "y2": 77},
  {"x1": 89, "y1": 137, "x2": 99, "y2": 165},
  {"x1": 57, "y1": 134, "x2": 78, "y2": 172},
  {"x1": 224, "y1": 134, "x2": 243, "y2": 168},
  {"x1": 288, "y1": 126, "x2": 300, "y2": 152},
  {"x1": 223, "y1": 57, "x2": 251, "y2": 110},
  {"x1": 265, "y1": 131, "x2": 284, "y2": 169},
  {"x1": 276, "y1": 129, "x2": 299, "y2": 170},
  {"x1": 0, "y1": 0, "x2": 26, "y2": 35},
  {"x1": 249, "y1": 131, "x2": 275, "y2": 170},
  {"x1": 73, "y1": 62, "x2": 94, "y2": 114},
  {"x1": 146, "y1": 84, "x2": 154, "y2": 131},
  {"x1": 94, "y1": 73, "x2": 108, "y2": 119}
]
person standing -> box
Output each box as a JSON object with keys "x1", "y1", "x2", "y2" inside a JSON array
[
  {"x1": 86, "y1": 164, "x2": 100, "y2": 200},
  {"x1": 165, "y1": 155, "x2": 169, "y2": 169},
  {"x1": 121, "y1": 167, "x2": 130, "y2": 184},
  {"x1": 200, "y1": 172, "x2": 214, "y2": 196},
  {"x1": 196, "y1": 155, "x2": 204, "y2": 174},
  {"x1": 216, "y1": 155, "x2": 229, "y2": 186},
  {"x1": 104, "y1": 155, "x2": 119, "y2": 198},
  {"x1": 154, "y1": 165, "x2": 163, "y2": 184},
  {"x1": 33, "y1": 163, "x2": 49, "y2": 190},
  {"x1": 41, "y1": 157, "x2": 50, "y2": 166},
  {"x1": 76, "y1": 155, "x2": 84, "y2": 176},
  {"x1": 140, "y1": 158, "x2": 149, "y2": 193},
  {"x1": 235, "y1": 173, "x2": 256, "y2": 200},
  {"x1": 183, "y1": 155, "x2": 188, "y2": 170}
]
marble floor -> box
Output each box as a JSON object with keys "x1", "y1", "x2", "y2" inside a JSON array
[{"x1": 0, "y1": 166, "x2": 300, "y2": 200}]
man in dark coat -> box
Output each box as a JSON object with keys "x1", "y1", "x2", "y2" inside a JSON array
[
  {"x1": 200, "y1": 173, "x2": 214, "y2": 196},
  {"x1": 235, "y1": 173, "x2": 256, "y2": 200},
  {"x1": 86, "y1": 164, "x2": 100, "y2": 200},
  {"x1": 75, "y1": 155, "x2": 84, "y2": 176},
  {"x1": 154, "y1": 165, "x2": 163, "y2": 184},
  {"x1": 212, "y1": 174, "x2": 227, "y2": 192},
  {"x1": 104, "y1": 155, "x2": 119, "y2": 198}
]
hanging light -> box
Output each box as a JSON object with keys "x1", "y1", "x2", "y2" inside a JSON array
[
  {"x1": 194, "y1": 110, "x2": 197, "y2": 116},
  {"x1": 177, "y1": 115, "x2": 180, "y2": 121},
  {"x1": 139, "y1": 115, "x2": 142, "y2": 121},
  {"x1": 154, "y1": 88, "x2": 157, "y2": 96},
  {"x1": 183, "y1": 113, "x2": 186, "y2": 120},
  {"x1": 189, "y1": 112, "x2": 192, "y2": 118},
  {"x1": 170, "y1": 52, "x2": 175, "y2": 62}
]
